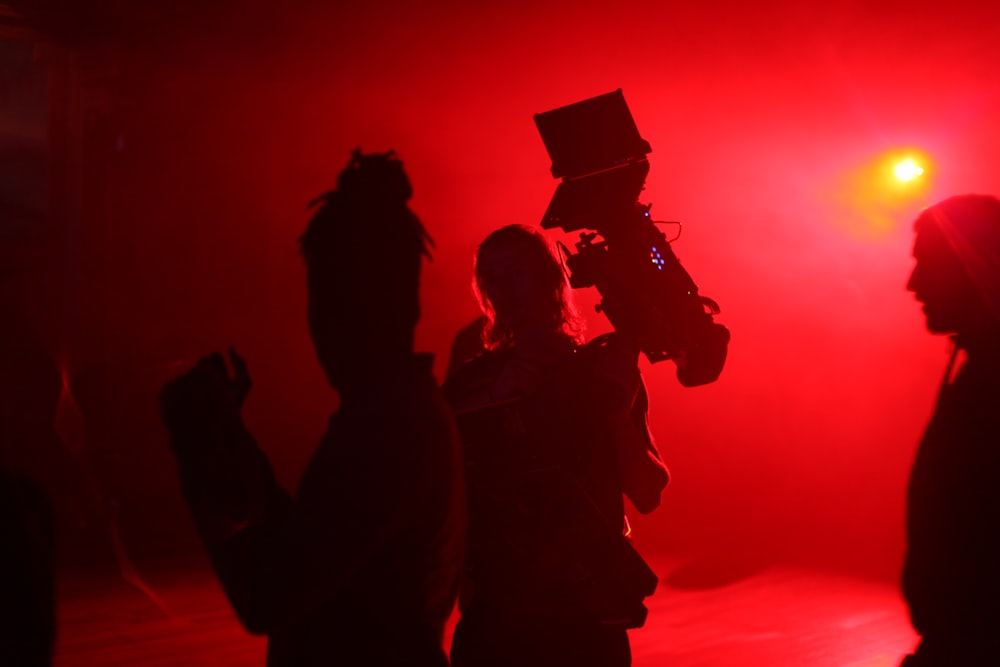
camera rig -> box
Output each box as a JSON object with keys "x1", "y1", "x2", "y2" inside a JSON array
[{"x1": 534, "y1": 90, "x2": 730, "y2": 386}]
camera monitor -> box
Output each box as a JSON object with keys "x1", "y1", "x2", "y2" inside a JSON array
[
  {"x1": 533, "y1": 89, "x2": 651, "y2": 180},
  {"x1": 534, "y1": 90, "x2": 652, "y2": 232}
]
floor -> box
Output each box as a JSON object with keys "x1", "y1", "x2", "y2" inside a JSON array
[{"x1": 53, "y1": 556, "x2": 918, "y2": 666}]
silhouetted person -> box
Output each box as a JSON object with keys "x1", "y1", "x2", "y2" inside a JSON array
[
  {"x1": 901, "y1": 194, "x2": 1000, "y2": 666},
  {"x1": 0, "y1": 467, "x2": 55, "y2": 667},
  {"x1": 160, "y1": 150, "x2": 465, "y2": 666},
  {"x1": 0, "y1": 303, "x2": 60, "y2": 667},
  {"x1": 443, "y1": 224, "x2": 667, "y2": 667}
]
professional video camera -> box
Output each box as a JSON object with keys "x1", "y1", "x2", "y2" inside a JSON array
[{"x1": 534, "y1": 89, "x2": 730, "y2": 387}]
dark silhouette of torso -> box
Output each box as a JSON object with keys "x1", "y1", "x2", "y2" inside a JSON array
[
  {"x1": 444, "y1": 339, "x2": 665, "y2": 667},
  {"x1": 174, "y1": 354, "x2": 464, "y2": 667},
  {"x1": 903, "y1": 343, "x2": 1000, "y2": 660}
]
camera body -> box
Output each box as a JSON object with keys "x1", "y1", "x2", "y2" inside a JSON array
[{"x1": 534, "y1": 90, "x2": 730, "y2": 386}]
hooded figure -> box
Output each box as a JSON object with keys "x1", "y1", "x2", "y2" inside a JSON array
[{"x1": 902, "y1": 194, "x2": 1000, "y2": 666}]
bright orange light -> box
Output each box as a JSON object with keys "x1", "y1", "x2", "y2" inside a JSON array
[
  {"x1": 894, "y1": 159, "x2": 924, "y2": 182},
  {"x1": 827, "y1": 148, "x2": 935, "y2": 239}
]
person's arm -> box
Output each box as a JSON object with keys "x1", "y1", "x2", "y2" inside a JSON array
[
  {"x1": 616, "y1": 379, "x2": 669, "y2": 514},
  {"x1": 163, "y1": 360, "x2": 430, "y2": 635},
  {"x1": 160, "y1": 355, "x2": 295, "y2": 631},
  {"x1": 161, "y1": 351, "x2": 279, "y2": 544},
  {"x1": 579, "y1": 334, "x2": 668, "y2": 513}
]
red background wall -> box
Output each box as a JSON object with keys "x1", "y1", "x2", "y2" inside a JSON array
[{"x1": 4, "y1": 0, "x2": 999, "y2": 578}]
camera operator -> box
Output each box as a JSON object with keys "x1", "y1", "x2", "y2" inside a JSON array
[{"x1": 444, "y1": 224, "x2": 668, "y2": 667}]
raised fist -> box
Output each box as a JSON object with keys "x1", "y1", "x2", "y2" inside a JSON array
[{"x1": 160, "y1": 347, "x2": 252, "y2": 449}]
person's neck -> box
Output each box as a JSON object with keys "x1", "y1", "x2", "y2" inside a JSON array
[
  {"x1": 334, "y1": 350, "x2": 423, "y2": 397},
  {"x1": 956, "y1": 328, "x2": 1000, "y2": 361}
]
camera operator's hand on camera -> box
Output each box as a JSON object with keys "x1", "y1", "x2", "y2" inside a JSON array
[{"x1": 160, "y1": 347, "x2": 252, "y2": 452}]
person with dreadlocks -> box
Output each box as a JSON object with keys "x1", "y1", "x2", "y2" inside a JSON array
[
  {"x1": 160, "y1": 150, "x2": 465, "y2": 667},
  {"x1": 901, "y1": 194, "x2": 1000, "y2": 666}
]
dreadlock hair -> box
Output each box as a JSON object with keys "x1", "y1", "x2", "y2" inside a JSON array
[{"x1": 299, "y1": 149, "x2": 433, "y2": 350}]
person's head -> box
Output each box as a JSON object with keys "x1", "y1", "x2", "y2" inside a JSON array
[
  {"x1": 907, "y1": 194, "x2": 1000, "y2": 340},
  {"x1": 473, "y1": 224, "x2": 581, "y2": 349},
  {"x1": 299, "y1": 149, "x2": 432, "y2": 387}
]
